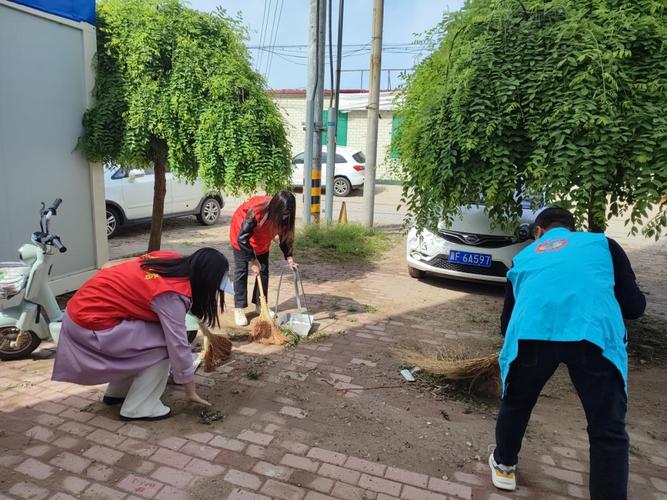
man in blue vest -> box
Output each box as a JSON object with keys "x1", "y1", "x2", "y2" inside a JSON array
[{"x1": 489, "y1": 207, "x2": 645, "y2": 499}]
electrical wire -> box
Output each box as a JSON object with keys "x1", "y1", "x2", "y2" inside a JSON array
[
  {"x1": 256, "y1": 0, "x2": 271, "y2": 72},
  {"x1": 328, "y1": 0, "x2": 334, "y2": 107},
  {"x1": 266, "y1": 0, "x2": 285, "y2": 79}
]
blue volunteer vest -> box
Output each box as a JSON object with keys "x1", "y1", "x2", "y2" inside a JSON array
[{"x1": 499, "y1": 228, "x2": 628, "y2": 395}]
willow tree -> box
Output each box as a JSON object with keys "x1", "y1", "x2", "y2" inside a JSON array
[
  {"x1": 79, "y1": 0, "x2": 291, "y2": 250},
  {"x1": 396, "y1": 0, "x2": 666, "y2": 237}
]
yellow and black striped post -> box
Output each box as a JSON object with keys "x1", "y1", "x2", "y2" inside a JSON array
[{"x1": 311, "y1": 167, "x2": 321, "y2": 223}]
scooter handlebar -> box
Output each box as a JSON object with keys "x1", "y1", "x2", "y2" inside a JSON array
[
  {"x1": 52, "y1": 236, "x2": 67, "y2": 253},
  {"x1": 49, "y1": 198, "x2": 62, "y2": 214}
]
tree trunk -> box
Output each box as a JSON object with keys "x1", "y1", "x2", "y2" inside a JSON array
[{"x1": 148, "y1": 139, "x2": 168, "y2": 252}]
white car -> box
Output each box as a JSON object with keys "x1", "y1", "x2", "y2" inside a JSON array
[
  {"x1": 406, "y1": 202, "x2": 540, "y2": 283},
  {"x1": 291, "y1": 146, "x2": 366, "y2": 197},
  {"x1": 104, "y1": 167, "x2": 223, "y2": 237}
]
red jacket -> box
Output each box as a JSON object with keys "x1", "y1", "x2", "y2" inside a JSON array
[
  {"x1": 230, "y1": 196, "x2": 280, "y2": 256},
  {"x1": 67, "y1": 251, "x2": 192, "y2": 330}
]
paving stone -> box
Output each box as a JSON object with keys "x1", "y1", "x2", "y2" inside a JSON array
[
  {"x1": 401, "y1": 485, "x2": 449, "y2": 500},
  {"x1": 185, "y1": 457, "x2": 226, "y2": 477},
  {"x1": 318, "y1": 463, "x2": 360, "y2": 485},
  {"x1": 83, "y1": 483, "x2": 126, "y2": 500},
  {"x1": 180, "y1": 441, "x2": 219, "y2": 461},
  {"x1": 239, "y1": 407, "x2": 259, "y2": 416},
  {"x1": 25, "y1": 425, "x2": 55, "y2": 442},
  {"x1": 87, "y1": 428, "x2": 126, "y2": 448},
  {"x1": 210, "y1": 435, "x2": 246, "y2": 451},
  {"x1": 51, "y1": 492, "x2": 77, "y2": 500},
  {"x1": 9, "y1": 481, "x2": 49, "y2": 500},
  {"x1": 280, "y1": 406, "x2": 308, "y2": 419},
  {"x1": 35, "y1": 413, "x2": 64, "y2": 428},
  {"x1": 62, "y1": 475, "x2": 90, "y2": 494},
  {"x1": 227, "y1": 488, "x2": 271, "y2": 500},
  {"x1": 214, "y1": 449, "x2": 257, "y2": 471},
  {"x1": 158, "y1": 436, "x2": 187, "y2": 450},
  {"x1": 552, "y1": 446, "x2": 578, "y2": 459},
  {"x1": 651, "y1": 477, "x2": 667, "y2": 493},
  {"x1": 52, "y1": 436, "x2": 82, "y2": 450},
  {"x1": 345, "y1": 457, "x2": 386, "y2": 477},
  {"x1": 119, "y1": 438, "x2": 159, "y2": 458},
  {"x1": 384, "y1": 467, "x2": 427, "y2": 488},
  {"x1": 151, "y1": 465, "x2": 194, "y2": 489},
  {"x1": 83, "y1": 445, "x2": 124, "y2": 465},
  {"x1": 186, "y1": 431, "x2": 215, "y2": 444},
  {"x1": 253, "y1": 461, "x2": 293, "y2": 481},
  {"x1": 304, "y1": 492, "x2": 337, "y2": 500},
  {"x1": 25, "y1": 445, "x2": 53, "y2": 458},
  {"x1": 151, "y1": 447, "x2": 192, "y2": 468},
  {"x1": 246, "y1": 444, "x2": 267, "y2": 459},
  {"x1": 88, "y1": 415, "x2": 124, "y2": 432},
  {"x1": 289, "y1": 470, "x2": 334, "y2": 493},
  {"x1": 453, "y1": 472, "x2": 484, "y2": 486},
  {"x1": 59, "y1": 421, "x2": 95, "y2": 437},
  {"x1": 427, "y1": 477, "x2": 472, "y2": 499},
  {"x1": 358, "y1": 474, "x2": 401, "y2": 496},
  {"x1": 567, "y1": 484, "x2": 588, "y2": 498},
  {"x1": 154, "y1": 486, "x2": 189, "y2": 500},
  {"x1": 540, "y1": 465, "x2": 584, "y2": 485},
  {"x1": 15, "y1": 458, "x2": 55, "y2": 480},
  {"x1": 279, "y1": 440, "x2": 310, "y2": 455},
  {"x1": 224, "y1": 469, "x2": 263, "y2": 490},
  {"x1": 117, "y1": 474, "x2": 164, "y2": 499},
  {"x1": 259, "y1": 479, "x2": 305, "y2": 500},
  {"x1": 86, "y1": 463, "x2": 115, "y2": 482},
  {"x1": 118, "y1": 423, "x2": 150, "y2": 440},
  {"x1": 281, "y1": 454, "x2": 320, "y2": 473},
  {"x1": 308, "y1": 448, "x2": 347, "y2": 466},
  {"x1": 330, "y1": 481, "x2": 376, "y2": 500},
  {"x1": 50, "y1": 452, "x2": 92, "y2": 474},
  {"x1": 238, "y1": 430, "x2": 275, "y2": 446}
]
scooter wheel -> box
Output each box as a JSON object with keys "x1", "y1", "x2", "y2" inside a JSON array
[{"x1": 0, "y1": 327, "x2": 42, "y2": 360}]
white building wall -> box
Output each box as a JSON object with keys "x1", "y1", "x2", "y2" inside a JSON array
[{"x1": 273, "y1": 93, "x2": 399, "y2": 180}]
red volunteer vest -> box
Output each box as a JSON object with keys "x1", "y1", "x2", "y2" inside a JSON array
[
  {"x1": 229, "y1": 195, "x2": 278, "y2": 256},
  {"x1": 67, "y1": 251, "x2": 192, "y2": 330}
]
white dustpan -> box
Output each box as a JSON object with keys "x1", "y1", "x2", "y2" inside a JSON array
[{"x1": 275, "y1": 268, "x2": 314, "y2": 337}]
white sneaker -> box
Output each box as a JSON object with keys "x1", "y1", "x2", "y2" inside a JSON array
[
  {"x1": 234, "y1": 308, "x2": 248, "y2": 326},
  {"x1": 489, "y1": 452, "x2": 516, "y2": 491}
]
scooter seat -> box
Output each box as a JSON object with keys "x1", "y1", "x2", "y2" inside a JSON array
[{"x1": 0, "y1": 262, "x2": 31, "y2": 300}]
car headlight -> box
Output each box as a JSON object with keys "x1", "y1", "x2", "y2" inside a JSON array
[{"x1": 408, "y1": 229, "x2": 438, "y2": 255}]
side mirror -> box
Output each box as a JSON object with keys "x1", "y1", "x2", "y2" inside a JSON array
[{"x1": 128, "y1": 169, "x2": 145, "y2": 182}]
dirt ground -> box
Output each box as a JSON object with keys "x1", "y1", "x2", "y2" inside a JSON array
[{"x1": 2, "y1": 189, "x2": 666, "y2": 499}]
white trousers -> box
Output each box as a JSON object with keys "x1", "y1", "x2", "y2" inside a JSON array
[{"x1": 105, "y1": 359, "x2": 171, "y2": 419}]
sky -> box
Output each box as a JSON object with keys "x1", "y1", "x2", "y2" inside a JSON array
[{"x1": 189, "y1": 0, "x2": 465, "y2": 90}]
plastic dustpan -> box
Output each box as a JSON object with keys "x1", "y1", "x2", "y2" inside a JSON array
[{"x1": 275, "y1": 267, "x2": 314, "y2": 337}]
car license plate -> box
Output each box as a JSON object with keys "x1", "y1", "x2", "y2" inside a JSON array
[{"x1": 448, "y1": 250, "x2": 492, "y2": 268}]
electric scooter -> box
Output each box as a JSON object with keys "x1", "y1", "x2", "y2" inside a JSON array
[
  {"x1": 0, "y1": 199, "x2": 67, "y2": 360},
  {"x1": 0, "y1": 199, "x2": 204, "y2": 361}
]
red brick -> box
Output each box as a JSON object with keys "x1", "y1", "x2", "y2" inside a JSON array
[
  {"x1": 120, "y1": 438, "x2": 159, "y2": 458},
  {"x1": 358, "y1": 474, "x2": 401, "y2": 496},
  {"x1": 151, "y1": 448, "x2": 192, "y2": 469},
  {"x1": 281, "y1": 454, "x2": 320, "y2": 473},
  {"x1": 260, "y1": 479, "x2": 305, "y2": 500},
  {"x1": 401, "y1": 485, "x2": 449, "y2": 500},
  {"x1": 181, "y1": 441, "x2": 219, "y2": 461},
  {"x1": 227, "y1": 488, "x2": 271, "y2": 500},
  {"x1": 427, "y1": 478, "x2": 472, "y2": 499},
  {"x1": 158, "y1": 436, "x2": 187, "y2": 450},
  {"x1": 25, "y1": 425, "x2": 55, "y2": 442},
  {"x1": 50, "y1": 452, "x2": 92, "y2": 474},
  {"x1": 15, "y1": 458, "x2": 54, "y2": 480},
  {"x1": 253, "y1": 461, "x2": 293, "y2": 481},
  {"x1": 238, "y1": 430, "x2": 275, "y2": 446},
  {"x1": 330, "y1": 481, "x2": 376, "y2": 500},
  {"x1": 152, "y1": 466, "x2": 194, "y2": 489},
  {"x1": 185, "y1": 457, "x2": 226, "y2": 477},
  {"x1": 8, "y1": 481, "x2": 49, "y2": 500},
  {"x1": 384, "y1": 467, "x2": 428, "y2": 488},
  {"x1": 83, "y1": 445, "x2": 124, "y2": 465},
  {"x1": 117, "y1": 474, "x2": 164, "y2": 499},
  {"x1": 210, "y1": 435, "x2": 246, "y2": 451},
  {"x1": 224, "y1": 469, "x2": 263, "y2": 490},
  {"x1": 308, "y1": 448, "x2": 347, "y2": 466},
  {"x1": 345, "y1": 457, "x2": 386, "y2": 477},
  {"x1": 318, "y1": 463, "x2": 360, "y2": 485}
]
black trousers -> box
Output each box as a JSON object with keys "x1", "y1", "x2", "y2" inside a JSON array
[
  {"x1": 232, "y1": 247, "x2": 269, "y2": 309},
  {"x1": 494, "y1": 340, "x2": 628, "y2": 500}
]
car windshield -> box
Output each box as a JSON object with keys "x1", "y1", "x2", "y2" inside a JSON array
[{"x1": 352, "y1": 152, "x2": 366, "y2": 163}]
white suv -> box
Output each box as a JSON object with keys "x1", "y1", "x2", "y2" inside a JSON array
[
  {"x1": 291, "y1": 146, "x2": 366, "y2": 197},
  {"x1": 104, "y1": 167, "x2": 223, "y2": 237}
]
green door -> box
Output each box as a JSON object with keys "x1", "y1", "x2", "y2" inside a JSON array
[{"x1": 322, "y1": 110, "x2": 348, "y2": 146}]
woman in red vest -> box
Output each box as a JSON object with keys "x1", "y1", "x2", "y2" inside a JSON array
[
  {"x1": 229, "y1": 191, "x2": 297, "y2": 326},
  {"x1": 52, "y1": 248, "x2": 230, "y2": 421}
]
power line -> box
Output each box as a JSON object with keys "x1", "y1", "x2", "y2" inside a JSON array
[
  {"x1": 265, "y1": 0, "x2": 285, "y2": 78},
  {"x1": 256, "y1": 0, "x2": 271, "y2": 71}
]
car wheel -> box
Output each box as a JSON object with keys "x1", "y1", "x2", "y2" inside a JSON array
[
  {"x1": 0, "y1": 327, "x2": 42, "y2": 360},
  {"x1": 333, "y1": 176, "x2": 352, "y2": 197},
  {"x1": 408, "y1": 266, "x2": 426, "y2": 279},
  {"x1": 197, "y1": 197, "x2": 221, "y2": 226},
  {"x1": 106, "y1": 206, "x2": 121, "y2": 237}
]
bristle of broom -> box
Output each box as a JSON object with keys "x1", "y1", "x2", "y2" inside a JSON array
[
  {"x1": 198, "y1": 321, "x2": 233, "y2": 372},
  {"x1": 251, "y1": 319, "x2": 289, "y2": 345}
]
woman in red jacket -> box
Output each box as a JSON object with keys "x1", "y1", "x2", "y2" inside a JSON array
[
  {"x1": 52, "y1": 248, "x2": 230, "y2": 421},
  {"x1": 229, "y1": 191, "x2": 297, "y2": 326}
]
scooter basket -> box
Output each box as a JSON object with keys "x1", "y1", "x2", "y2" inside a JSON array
[{"x1": 0, "y1": 263, "x2": 30, "y2": 300}]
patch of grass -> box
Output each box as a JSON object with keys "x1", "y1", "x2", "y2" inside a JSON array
[
  {"x1": 301, "y1": 330, "x2": 334, "y2": 343},
  {"x1": 245, "y1": 360, "x2": 264, "y2": 380},
  {"x1": 292, "y1": 224, "x2": 393, "y2": 263}
]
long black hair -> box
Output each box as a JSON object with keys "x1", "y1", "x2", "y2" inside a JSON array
[
  {"x1": 265, "y1": 190, "x2": 296, "y2": 249},
  {"x1": 140, "y1": 248, "x2": 229, "y2": 327}
]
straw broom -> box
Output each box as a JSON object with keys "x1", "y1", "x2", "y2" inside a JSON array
[
  {"x1": 198, "y1": 320, "x2": 233, "y2": 372},
  {"x1": 397, "y1": 345, "x2": 500, "y2": 394},
  {"x1": 251, "y1": 276, "x2": 289, "y2": 345}
]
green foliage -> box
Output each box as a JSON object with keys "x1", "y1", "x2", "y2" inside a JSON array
[
  {"x1": 79, "y1": 0, "x2": 291, "y2": 194},
  {"x1": 295, "y1": 224, "x2": 392, "y2": 263},
  {"x1": 396, "y1": 0, "x2": 667, "y2": 237}
]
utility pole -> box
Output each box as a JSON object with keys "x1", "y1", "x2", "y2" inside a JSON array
[
  {"x1": 311, "y1": 0, "x2": 326, "y2": 224},
  {"x1": 325, "y1": 0, "x2": 344, "y2": 224},
  {"x1": 303, "y1": 0, "x2": 319, "y2": 224},
  {"x1": 362, "y1": 0, "x2": 384, "y2": 228}
]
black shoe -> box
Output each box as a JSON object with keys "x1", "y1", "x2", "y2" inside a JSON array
[
  {"x1": 102, "y1": 396, "x2": 125, "y2": 406},
  {"x1": 120, "y1": 409, "x2": 172, "y2": 422}
]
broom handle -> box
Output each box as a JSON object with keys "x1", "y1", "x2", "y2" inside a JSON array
[{"x1": 256, "y1": 272, "x2": 267, "y2": 305}]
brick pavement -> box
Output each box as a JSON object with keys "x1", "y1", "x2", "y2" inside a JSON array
[{"x1": 3, "y1": 223, "x2": 667, "y2": 499}]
